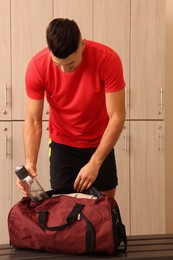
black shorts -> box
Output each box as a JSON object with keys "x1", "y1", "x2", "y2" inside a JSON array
[{"x1": 49, "y1": 141, "x2": 118, "y2": 191}]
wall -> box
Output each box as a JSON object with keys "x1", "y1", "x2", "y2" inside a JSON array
[{"x1": 165, "y1": 0, "x2": 173, "y2": 233}]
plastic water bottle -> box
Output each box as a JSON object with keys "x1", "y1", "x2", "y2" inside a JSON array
[{"x1": 15, "y1": 165, "x2": 49, "y2": 202}]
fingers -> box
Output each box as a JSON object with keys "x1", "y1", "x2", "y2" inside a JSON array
[
  {"x1": 74, "y1": 176, "x2": 93, "y2": 192},
  {"x1": 25, "y1": 165, "x2": 37, "y2": 178},
  {"x1": 74, "y1": 162, "x2": 99, "y2": 192},
  {"x1": 16, "y1": 164, "x2": 37, "y2": 197},
  {"x1": 16, "y1": 179, "x2": 28, "y2": 196}
]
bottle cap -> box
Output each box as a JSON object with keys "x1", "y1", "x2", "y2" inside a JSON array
[{"x1": 15, "y1": 165, "x2": 29, "y2": 180}]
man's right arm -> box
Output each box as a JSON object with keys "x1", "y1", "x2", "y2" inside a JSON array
[
  {"x1": 24, "y1": 96, "x2": 44, "y2": 175},
  {"x1": 17, "y1": 96, "x2": 44, "y2": 193}
]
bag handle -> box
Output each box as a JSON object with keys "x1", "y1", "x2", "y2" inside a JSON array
[
  {"x1": 38, "y1": 203, "x2": 84, "y2": 231},
  {"x1": 46, "y1": 186, "x2": 104, "y2": 198}
]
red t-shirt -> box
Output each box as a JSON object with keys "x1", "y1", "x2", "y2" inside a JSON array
[{"x1": 25, "y1": 40, "x2": 125, "y2": 148}]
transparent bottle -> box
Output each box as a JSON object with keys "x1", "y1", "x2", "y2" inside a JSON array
[{"x1": 15, "y1": 165, "x2": 49, "y2": 202}]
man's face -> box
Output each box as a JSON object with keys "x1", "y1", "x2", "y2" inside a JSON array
[{"x1": 51, "y1": 39, "x2": 85, "y2": 73}]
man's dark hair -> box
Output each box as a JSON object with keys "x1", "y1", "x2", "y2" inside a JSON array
[{"x1": 46, "y1": 18, "x2": 81, "y2": 59}]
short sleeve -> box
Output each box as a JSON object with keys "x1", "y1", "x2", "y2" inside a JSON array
[
  {"x1": 25, "y1": 58, "x2": 45, "y2": 100},
  {"x1": 102, "y1": 52, "x2": 126, "y2": 92}
]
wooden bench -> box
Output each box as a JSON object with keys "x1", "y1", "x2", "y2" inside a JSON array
[{"x1": 0, "y1": 234, "x2": 173, "y2": 259}]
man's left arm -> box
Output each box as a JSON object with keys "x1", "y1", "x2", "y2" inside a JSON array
[{"x1": 74, "y1": 88, "x2": 126, "y2": 192}]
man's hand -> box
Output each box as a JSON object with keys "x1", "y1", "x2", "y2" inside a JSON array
[
  {"x1": 73, "y1": 161, "x2": 99, "y2": 192},
  {"x1": 16, "y1": 179, "x2": 29, "y2": 196},
  {"x1": 16, "y1": 164, "x2": 37, "y2": 195}
]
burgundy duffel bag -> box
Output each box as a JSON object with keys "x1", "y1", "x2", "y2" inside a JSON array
[{"x1": 8, "y1": 187, "x2": 127, "y2": 255}]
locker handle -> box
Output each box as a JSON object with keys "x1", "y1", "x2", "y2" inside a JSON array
[
  {"x1": 2, "y1": 84, "x2": 8, "y2": 115},
  {"x1": 3, "y1": 127, "x2": 8, "y2": 158},
  {"x1": 125, "y1": 88, "x2": 128, "y2": 108},
  {"x1": 5, "y1": 134, "x2": 7, "y2": 158},
  {"x1": 123, "y1": 133, "x2": 127, "y2": 153},
  {"x1": 160, "y1": 88, "x2": 163, "y2": 108},
  {"x1": 159, "y1": 133, "x2": 163, "y2": 152},
  {"x1": 4, "y1": 83, "x2": 7, "y2": 107}
]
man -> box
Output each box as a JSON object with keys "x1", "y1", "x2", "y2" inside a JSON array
[{"x1": 17, "y1": 18, "x2": 126, "y2": 198}]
